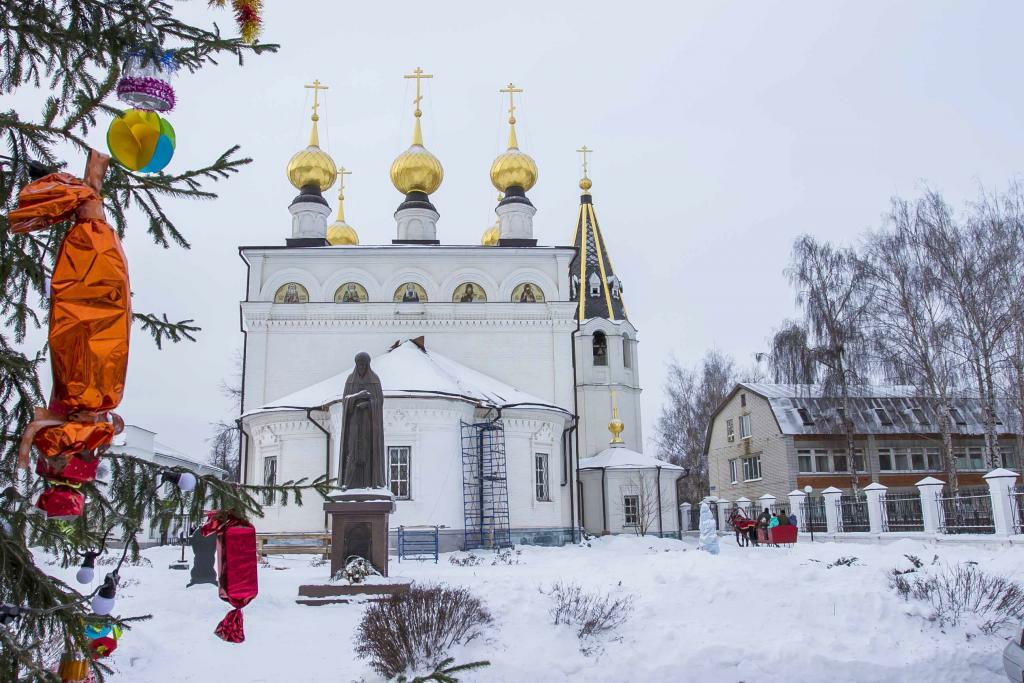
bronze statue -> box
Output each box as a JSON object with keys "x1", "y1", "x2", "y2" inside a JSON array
[{"x1": 340, "y1": 352, "x2": 386, "y2": 489}]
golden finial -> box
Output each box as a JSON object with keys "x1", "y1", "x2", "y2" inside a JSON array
[
  {"x1": 335, "y1": 167, "x2": 351, "y2": 221},
  {"x1": 286, "y1": 80, "x2": 337, "y2": 192},
  {"x1": 577, "y1": 145, "x2": 593, "y2": 192},
  {"x1": 327, "y1": 166, "x2": 358, "y2": 245},
  {"x1": 499, "y1": 82, "x2": 524, "y2": 148},
  {"x1": 608, "y1": 391, "x2": 625, "y2": 445},
  {"x1": 303, "y1": 79, "x2": 329, "y2": 146},
  {"x1": 403, "y1": 66, "x2": 434, "y2": 145}
]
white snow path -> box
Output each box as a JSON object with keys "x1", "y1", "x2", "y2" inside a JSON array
[{"x1": 48, "y1": 535, "x2": 1021, "y2": 682}]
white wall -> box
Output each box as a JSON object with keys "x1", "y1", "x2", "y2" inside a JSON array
[
  {"x1": 579, "y1": 467, "x2": 680, "y2": 536},
  {"x1": 575, "y1": 318, "x2": 643, "y2": 459}
]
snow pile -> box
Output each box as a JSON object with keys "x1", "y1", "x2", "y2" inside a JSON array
[{"x1": 45, "y1": 536, "x2": 1023, "y2": 681}]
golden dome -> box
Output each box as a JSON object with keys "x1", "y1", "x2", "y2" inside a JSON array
[
  {"x1": 327, "y1": 223, "x2": 358, "y2": 245},
  {"x1": 481, "y1": 222, "x2": 500, "y2": 246},
  {"x1": 579, "y1": 176, "x2": 592, "y2": 192},
  {"x1": 490, "y1": 119, "x2": 537, "y2": 193},
  {"x1": 287, "y1": 108, "x2": 336, "y2": 192},
  {"x1": 390, "y1": 117, "x2": 443, "y2": 195}
]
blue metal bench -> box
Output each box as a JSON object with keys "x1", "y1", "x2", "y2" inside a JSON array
[{"x1": 397, "y1": 525, "x2": 439, "y2": 563}]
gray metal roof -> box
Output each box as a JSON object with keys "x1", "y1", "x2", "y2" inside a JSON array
[{"x1": 737, "y1": 383, "x2": 1021, "y2": 436}]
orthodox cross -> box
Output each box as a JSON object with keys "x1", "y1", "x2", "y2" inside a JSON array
[
  {"x1": 500, "y1": 82, "x2": 523, "y2": 123},
  {"x1": 577, "y1": 145, "x2": 593, "y2": 179},
  {"x1": 403, "y1": 67, "x2": 433, "y2": 117},
  {"x1": 304, "y1": 79, "x2": 329, "y2": 120},
  {"x1": 337, "y1": 166, "x2": 351, "y2": 202}
]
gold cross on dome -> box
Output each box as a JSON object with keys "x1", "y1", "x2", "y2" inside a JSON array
[
  {"x1": 403, "y1": 67, "x2": 433, "y2": 116},
  {"x1": 500, "y1": 82, "x2": 523, "y2": 123},
  {"x1": 304, "y1": 79, "x2": 329, "y2": 119},
  {"x1": 577, "y1": 145, "x2": 593, "y2": 179},
  {"x1": 336, "y1": 166, "x2": 352, "y2": 199}
]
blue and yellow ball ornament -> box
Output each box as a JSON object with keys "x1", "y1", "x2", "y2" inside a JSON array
[{"x1": 106, "y1": 109, "x2": 176, "y2": 173}]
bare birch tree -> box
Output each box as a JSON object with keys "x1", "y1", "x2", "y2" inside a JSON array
[
  {"x1": 622, "y1": 471, "x2": 662, "y2": 536},
  {"x1": 768, "y1": 236, "x2": 873, "y2": 492},
  {"x1": 862, "y1": 197, "x2": 964, "y2": 492}
]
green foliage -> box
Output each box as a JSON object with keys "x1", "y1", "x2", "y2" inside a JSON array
[
  {"x1": 398, "y1": 657, "x2": 492, "y2": 683},
  {"x1": 0, "y1": 2, "x2": 286, "y2": 680}
]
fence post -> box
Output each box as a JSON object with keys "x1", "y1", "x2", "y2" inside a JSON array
[
  {"x1": 915, "y1": 476, "x2": 945, "y2": 534},
  {"x1": 757, "y1": 493, "x2": 777, "y2": 515},
  {"x1": 717, "y1": 498, "x2": 731, "y2": 531},
  {"x1": 680, "y1": 502, "x2": 692, "y2": 532},
  {"x1": 788, "y1": 490, "x2": 807, "y2": 529},
  {"x1": 822, "y1": 486, "x2": 843, "y2": 534},
  {"x1": 983, "y1": 468, "x2": 1020, "y2": 537},
  {"x1": 735, "y1": 496, "x2": 751, "y2": 517},
  {"x1": 862, "y1": 482, "x2": 887, "y2": 534}
]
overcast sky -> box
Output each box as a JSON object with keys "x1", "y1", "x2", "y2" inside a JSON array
[{"x1": 15, "y1": 1, "x2": 1024, "y2": 461}]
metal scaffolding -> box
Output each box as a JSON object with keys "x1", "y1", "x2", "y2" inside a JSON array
[{"x1": 461, "y1": 420, "x2": 512, "y2": 550}]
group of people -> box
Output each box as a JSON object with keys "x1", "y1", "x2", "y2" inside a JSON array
[{"x1": 728, "y1": 505, "x2": 797, "y2": 547}]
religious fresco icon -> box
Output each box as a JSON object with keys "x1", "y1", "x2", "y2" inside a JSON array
[
  {"x1": 335, "y1": 282, "x2": 369, "y2": 303},
  {"x1": 453, "y1": 282, "x2": 486, "y2": 303},
  {"x1": 274, "y1": 282, "x2": 309, "y2": 303},
  {"x1": 393, "y1": 282, "x2": 428, "y2": 303},
  {"x1": 511, "y1": 282, "x2": 544, "y2": 303}
]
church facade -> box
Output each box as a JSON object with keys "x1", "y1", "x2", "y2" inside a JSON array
[{"x1": 237, "y1": 75, "x2": 679, "y2": 549}]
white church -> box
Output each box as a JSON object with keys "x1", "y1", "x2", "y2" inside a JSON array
[{"x1": 238, "y1": 74, "x2": 681, "y2": 550}]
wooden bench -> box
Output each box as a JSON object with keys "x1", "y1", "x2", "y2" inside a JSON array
[{"x1": 256, "y1": 532, "x2": 331, "y2": 558}]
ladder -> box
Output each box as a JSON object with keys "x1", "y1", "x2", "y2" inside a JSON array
[{"x1": 460, "y1": 420, "x2": 512, "y2": 550}]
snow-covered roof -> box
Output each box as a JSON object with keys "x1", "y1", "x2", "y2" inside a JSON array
[
  {"x1": 732, "y1": 383, "x2": 1021, "y2": 436},
  {"x1": 248, "y1": 340, "x2": 572, "y2": 417},
  {"x1": 579, "y1": 446, "x2": 683, "y2": 471}
]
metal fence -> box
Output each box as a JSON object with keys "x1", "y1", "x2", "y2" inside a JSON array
[
  {"x1": 937, "y1": 491, "x2": 995, "y2": 534},
  {"x1": 800, "y1": 497, "x2": 827, "y2": 533},
  {"x1": 688, "y1": 507, "x2": 702, "y2": 532},
  {"x1": 880, "y1": 491, "x2": 924, "y2": 532},
  {"x1": 1011, "y1": 485, "x2": 1024, "y2": 535},
  {"x1": 836, "y1": 495, "x2": 870, "y2": 532}
]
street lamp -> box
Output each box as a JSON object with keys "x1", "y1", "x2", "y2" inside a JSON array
[{"x1": 803, "y1": 485, "x2": 814, "y2": 542}]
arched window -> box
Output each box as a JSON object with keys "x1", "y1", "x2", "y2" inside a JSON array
[
  {"x1": 622, "y1": 334, "x2": 632, "y2": 368},
  {"x1": 274, "y1": 282, "x2": 309, "y2": 303},
  {"x1": 593, "y1": 331, "x2": 608, "y2": 366}
]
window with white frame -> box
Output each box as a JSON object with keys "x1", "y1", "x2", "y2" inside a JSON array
[
  {"x1": 741, "y1": 454, "x2": 762, "y2": 481},
  {"x1": 623, "y1": 494, "x2": 639, "y2": 527},
  {"x1": 798, "y1": 448, "x2": 863, "y2": 473},
  {"x1": 739, "y1": 414, "x2": 752, "y2": 439},
  {"x1": 262, "y1": 456, "x2": 277, "y2": 506},
  {"x1": 726, "y1": 419, "x2": 735, "y2": 443},
  {"x1": 593, "y1": 331, "x2": 608, "y2": 366},
  {"x1": 622, "y1": 336, "x2": 632, "y2": 368},
  {"x1": 954, "y1": 447, "x2": 985, "y2": 471},
  {"x1": 388, "y1": 446, "x2": 411, "y2": 499},
  {"x1": 728, "y1": 458, "x2": 738, "y2": 484},
  {"x1": 534, "y1": 453, "x2": 550, "y2": 501},
  {"x1": 878, "y1": 447, "x2": 943, "y2": 472}
]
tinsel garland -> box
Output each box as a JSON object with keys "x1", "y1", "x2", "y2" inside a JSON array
[{"x1": 209, "y1": 0, "x2": 262, "y2": 44}]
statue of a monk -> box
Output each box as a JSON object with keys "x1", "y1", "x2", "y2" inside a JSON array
[{"x1": 340, "y1": 352, "x2": 386, "y2": 489}]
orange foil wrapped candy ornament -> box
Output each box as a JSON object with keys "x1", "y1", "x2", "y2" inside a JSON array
[{"x1": 8, "y1": 151, "x2": 131, "y2": 474}]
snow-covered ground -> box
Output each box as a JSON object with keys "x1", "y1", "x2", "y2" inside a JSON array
[{"x1": 52, "y1": 535, "x2": 1023, "y2": 682}]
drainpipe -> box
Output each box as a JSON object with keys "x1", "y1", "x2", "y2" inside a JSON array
[
  {"x1": 306, "y1": 407, "x2": 331, "y2": 530},
  {"x1": 237, "y1": 419, "x2": 250, "y2": 486},
  {"x1": 237, "y1": 250, "x2": 250, "y2": 484},
  {"x1": 656, "y1": 466, "x2": 663, "y2": 537},
  {"x1": 601, "y1": 466, "x2": 608, "y2": 534},
  {"x1": 570, "y1": 314, "x2": 582, "y2": 541}
]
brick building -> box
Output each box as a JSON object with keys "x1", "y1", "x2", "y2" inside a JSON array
[{"x1": 705, "y1": 383, "x2": 1021, "y2": 504}]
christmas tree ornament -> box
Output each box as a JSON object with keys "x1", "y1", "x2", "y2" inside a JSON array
[
  {"x1": 201, "y1": 511, "x2": 258, "y2": 643},
  {"x1": 57, "y1": 653, "x2": 89, "y2": 682},
  {"x1": 117, "y1": 50, "x2": 178, "y2": 112},
  {"x1": 83, "y1": 622, "x2": 111, "y2": 640},
  {"x1": 106, "y1": 109, "x2": 176, "y2": 173},
  {"x1": 161, "y1": 470, "x2": 196, "y2": 492},
  {"x1": 10, "y1": 150, "x2": 130, "y2": 524},
  {"x1": 76, "y1": 551, "x2": 100, "y2": 584},
  {"x1": 35, "y1": 485, "x2": 85, "y2": 520}
]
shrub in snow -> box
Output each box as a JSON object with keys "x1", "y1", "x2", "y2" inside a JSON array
[
  {"x1": 545, "y1": 581, "x2": 634, "y2": 652},
  {"x1": 491, "y1": 548, "x2": 521, "y2": 566},
  {"x1": 333, "y1": 556, "x2": 379, "y2": 584},
  {"x1": 448, "y1": 552, "x2": 484, "y2": 567},
  {"x1": 890, "y1": 562, "x2": 1024, "y2": 634},
  {"x1": 355, "y1": 584, "x2": 493, "y2": 680},
  {"x1": 697, "y1": 502, "x2": 719, "y2": 555},
  {"x1": 826, "y1": 556, "x2": 860, "y2": 568}
]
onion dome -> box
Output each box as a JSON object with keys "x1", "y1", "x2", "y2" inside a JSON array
[
  {"x1": 481, "y1": 221, "x2": 500, "y2": 246},
  {"x1": 286, "y1": 82, "x2": 337, "y2": 192},
  {"x1": 326, "y1": 167, "x2": 358, "y2": 245},
  {"x1": 490, "y1": 111, "x2": 538, "y2": 193},
  {"x1": 390, "y1": 116, "x2": 443, "y2": 195}
]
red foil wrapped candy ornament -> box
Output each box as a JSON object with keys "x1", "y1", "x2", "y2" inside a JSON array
[{"x1": 201, "y1": 512, "x2": 258, "y2": 643}]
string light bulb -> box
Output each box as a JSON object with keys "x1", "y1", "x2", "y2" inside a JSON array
[
  {"x1": 76, "y1": 551, "x2": 100, "y2": 585},
  {"x1": 91, "y1": 574, "x2": 118, "y2": 616},
  {"x1": 161, "y1": 470, "x2": 196, "y2": 492}
]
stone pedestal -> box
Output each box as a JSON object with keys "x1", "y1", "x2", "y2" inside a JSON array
[{"x1": 325, "y1": 489, "x2": 395, "y2": 577}]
